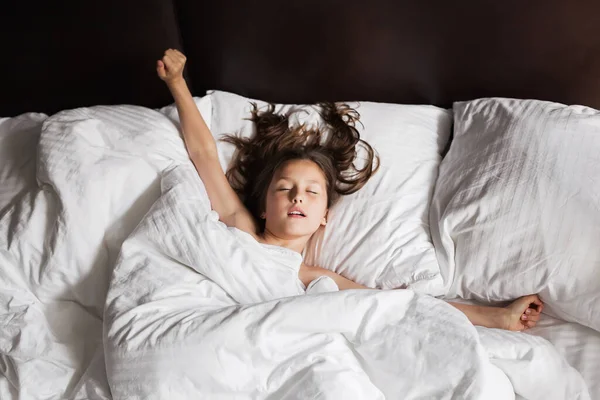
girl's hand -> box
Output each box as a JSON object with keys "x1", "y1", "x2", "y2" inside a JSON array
[
  {"x1": 503, "y1": 294, "x2": 544, "y2": 331},
  {"x1": 157, "y1": 48, "x2": 186, "y2": 85}
]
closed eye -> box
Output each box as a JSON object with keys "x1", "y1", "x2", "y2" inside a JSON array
[
  {"x1": 277, "y1": 188, "x2": 291, "y2": 191},
  {"x1": 307, "y1": 191, "x2": 318, "y2": 194}
]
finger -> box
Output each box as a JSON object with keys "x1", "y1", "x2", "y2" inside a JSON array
[
  {"x1": 163, "y1": 53, "x2": 177, "y2": 64},
  {"x1": 526, "y1": 314, "x2": 540, "y2": 322},
  {"x1": 526, "y1": 320, "x2": 537, "y2": 328},
  {"x1": 162, "y1": 54, "x2": 178, "y2": 70},
  {"x1": 529, "y1": 295, "x2": 543, "y2": 307},
  {"x1": 173, "y1": 49, "x2": 186, "y2": 59},
  {"x1": 526, "y1": 307, "x2": 542, "y2": 316},
  {"x1": 164, "y1": 49, "x2": 179, "y2": 60},
  {"x1": 166, "y1": 49, "x2": 185, "y2": 63},
  {"x1": 520, "y1": 313, "x2": 540, "y2": 322},
  {"x1": 527, "y1": 308, "x2": 540, "y2": 316},
  {"x1": 164, "y1": 52, "x2": 183, "y2": 69},
  {"x1": 156, "y1": 60, "x2": 166, "y2": 77},
  {"x1": 161, "y1": 55, "x2": 170, "y2": 69},
  {"x1": 168, "y1": 48, "x2": 186, "y2": 64}
]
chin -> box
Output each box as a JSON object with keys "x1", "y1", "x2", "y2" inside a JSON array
[
  {"x1": 280, "y1": 223, "x2": 319, "y2": 238},
  {"x1": 280, "y1": 228, "x2": 313, "y2": 239}
]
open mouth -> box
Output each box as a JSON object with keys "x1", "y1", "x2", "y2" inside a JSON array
[{"x1": 287, "y1": 210, "x2": 306, "y2": 218}]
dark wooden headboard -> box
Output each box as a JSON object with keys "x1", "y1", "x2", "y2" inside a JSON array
[{"x1": 3, "y1": 0, "x2": 600, "y2": 117}]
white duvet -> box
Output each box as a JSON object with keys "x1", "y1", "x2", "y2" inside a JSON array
[
  {"x1": 0, "y1": 100, "x2": 592, "y2": 399},
  {"x1": 0, "y1": 103, "x2": 193, "y2": 399},
  {"x1": 103, "y1": 164, "x2": 588, "y2": 400}
]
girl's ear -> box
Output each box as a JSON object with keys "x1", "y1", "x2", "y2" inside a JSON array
[
  {"x1": 261, "y1": 212, "x2": 266, "y2": 219},
  {"x1": 320, "y1": 209, "x2": 328, "y2": 226}
]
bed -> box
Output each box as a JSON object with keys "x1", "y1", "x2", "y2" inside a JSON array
[{"x1": 2, "y1": 1, "x2": 600, "y2": 399}]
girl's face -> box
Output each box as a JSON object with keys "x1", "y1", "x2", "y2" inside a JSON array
[{"x1": 263, "y1": 159, "x2": 329, "y2": 239}]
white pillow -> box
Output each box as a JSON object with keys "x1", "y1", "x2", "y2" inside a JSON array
[
  {"x1": 0, "y1": 112, "x2": 48, "y2": 214},
  {"x1": 430, "y1": 98, "x2": 600, "y2": 331},
  {"x1": 209, "y1": 90, "x2": 451, "y2": 292}
]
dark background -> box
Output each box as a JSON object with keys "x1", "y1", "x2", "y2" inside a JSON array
[{"x1": 2, "y1": 0, "x2": 600, "y2": 117}]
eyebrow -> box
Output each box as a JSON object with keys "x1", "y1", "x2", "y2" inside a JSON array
[{"x1": 278, "y1": 176, "x2": 322, "y2": 185}]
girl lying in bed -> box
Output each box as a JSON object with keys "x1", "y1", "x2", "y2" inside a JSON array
[{"x1": 157, "y1": 48, "x2": 543, "y2": 332}]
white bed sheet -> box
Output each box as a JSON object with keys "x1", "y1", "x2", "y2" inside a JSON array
[
  {"x1": 448, "y1": 298, "x2": 600, "y2": 399},
  {"x1": 530, "y1": 316, "x2": 600, "y2": 399}
]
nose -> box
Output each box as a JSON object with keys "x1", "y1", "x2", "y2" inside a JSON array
[{"x1": 291, "y1": 188, "x2": 303, "y2": 203}]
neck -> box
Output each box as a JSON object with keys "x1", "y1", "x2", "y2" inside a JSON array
[{"x1": 259, "y1": 229, "x2": 309, "y2": 254}]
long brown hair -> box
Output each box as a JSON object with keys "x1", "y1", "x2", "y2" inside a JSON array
[{"x1": 222, "y1": 102, "x2": 379, "y2": 232}]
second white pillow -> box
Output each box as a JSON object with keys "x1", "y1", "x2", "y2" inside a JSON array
[{"x1": 431, "y1": 98, "x2": 600, "y2": 331}]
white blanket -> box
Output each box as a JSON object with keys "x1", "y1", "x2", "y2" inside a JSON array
[
  {"x1": 103, "y1": 165, "x2": 589, "y2": 400},
  {"x1": 1, "y1": 102, "x2": 200, "y2": 399}
]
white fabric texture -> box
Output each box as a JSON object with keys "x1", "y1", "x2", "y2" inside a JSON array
[
  {"x1": 0, "y1": 95, "x2": 593, "y2": 399},
  {"x1": 209, "y1": 90, "x2": 452, "y2": 293},
  {"x1": 0, "y1": 99, "x2": 211, "y2": 400},
  {"x1": 103, "y1": 164, "x2": 589, "y2": 400},
  {"x1": 529, "y1": 316, "x2": 600, "y2": 398},
  {"x1": 430, "y1": 98, "x2": 600, "y2": 332},
  {"x1": 0, "y1": 113, "x2": 48, "y2": 215}
]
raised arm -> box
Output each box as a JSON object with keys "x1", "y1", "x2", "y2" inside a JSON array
[{"x1": 157, "y1": 49, "x2": 258, "y2": 235}]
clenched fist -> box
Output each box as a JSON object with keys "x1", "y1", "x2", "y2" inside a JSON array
[
  {"x1": 157, "y1": 48, "x2": 187, "y2": 85},
  {"x1": 502, "y1": 294, "x2": 544, "y2": 331}
]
